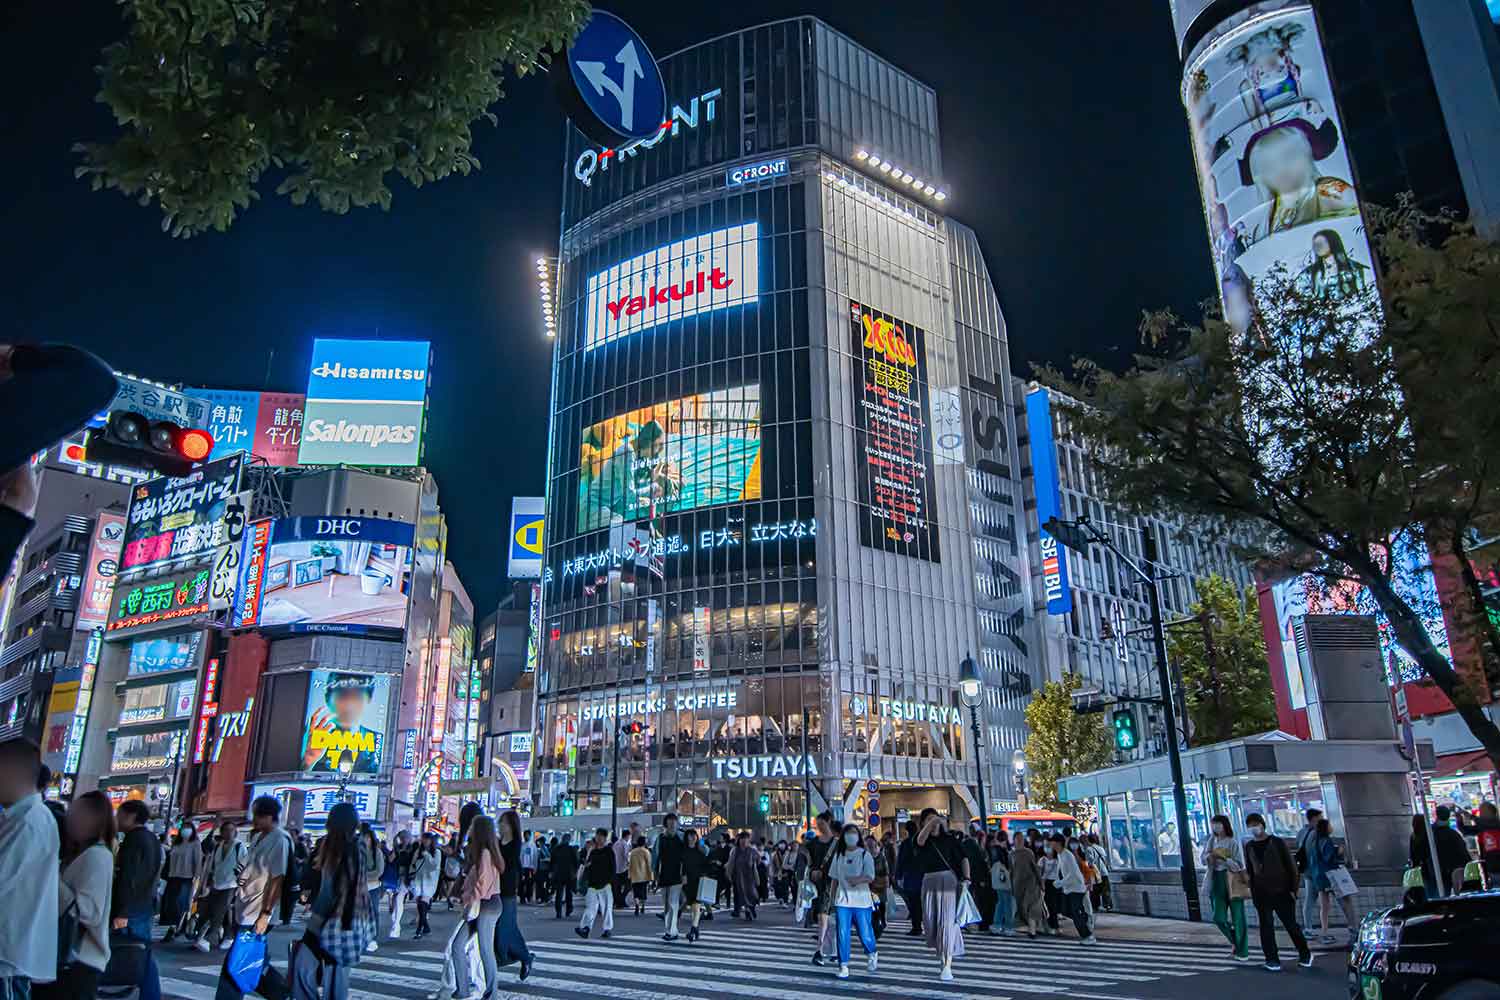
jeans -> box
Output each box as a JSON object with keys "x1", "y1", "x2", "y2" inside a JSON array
[
  {"x1": 579, "y1": 887, "x2": 613, "y2": 934},
  {"x1": 662, "y1": 883, "x2": 683, "y2": 936},
  {"x1": 447, "y1": 917, "x2": 481, "y2": 998},
  {"x1": 495, "y1": 896, "x2": 530, "y2": 967},
  {"x1": 0, "y1": 977, "x2": 30, "y2": 1000},
  {"x1": 553, "y1": 878, "x2": 574, "y2": 917},
  {"x1": 1300, "y1": 875, "x2": 1318, "y2": 932},
  {"x1": 835, "y1": 906, "x2": 878, "y2": 966},
  {"x1": 214, "y1": 926, "x2": 287, "y2": 1000},
  {"x1": 1253, "y1": 892, "x2": 1311, "y2": 965},
  {"x1": 473, "y1": 896, "x2": 503, "y2": 993},
  {"x1": 416, "y1": 899, "x2": 432, "y2": 936},
  {"x1": 992, "y1": 889, "x2": 1014, "y2": 932},
  {"x1": 388, "y1": 887, "x2": 405, "y2": 938},
  {"x1": 288, "y1": 940, "x2": 347, "y2": 1000},
  {"x1": 1211, "y1": 870, "x2": 1249, "y2": 957},
  {"x1": 126, "y1": 909, "x2": 163, "y2": 1000}
]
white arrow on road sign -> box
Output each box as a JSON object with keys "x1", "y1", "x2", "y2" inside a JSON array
[{"x1": 579, "y1": 40, "x2": 646, "y2": 132}]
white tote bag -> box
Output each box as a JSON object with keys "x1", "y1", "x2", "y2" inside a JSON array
[
  {"x1": 697, "y1": 876, "x2": 719, "y2": 906},
  {"x1": 1328, "y1": 866, "x2": 1358, "y2": 899}
]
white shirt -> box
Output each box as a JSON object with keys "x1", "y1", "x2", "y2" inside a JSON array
[
  {"x1": 1053, "y1": 849, "x2": 1086, "y2": 894},
  {"x1": 0, "y1": 793, "x2": 60, "y2": 981}
]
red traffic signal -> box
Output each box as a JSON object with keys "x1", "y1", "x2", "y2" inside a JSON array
[{"x1": 84, "y1": 411, "x2": 215, "y2": 478}]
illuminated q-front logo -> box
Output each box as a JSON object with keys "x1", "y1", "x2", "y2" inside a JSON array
[{"x1": 573, "y1": 88, "x2": 723, "y2": 188}]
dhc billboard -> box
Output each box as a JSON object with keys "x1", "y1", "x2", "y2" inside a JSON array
[{"x1": 1025, "y1": 387, "x2": 1072, "y2": 615}]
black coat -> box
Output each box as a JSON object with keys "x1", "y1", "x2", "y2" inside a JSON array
[
  {"x1": 551, "y1": 843, "x2": 579, "y2": 882},
  {"x1": 113, "y1": 826, "x2": 162, "y2": 918}
]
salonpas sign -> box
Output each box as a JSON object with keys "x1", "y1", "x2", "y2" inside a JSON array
[{"x1": 712, "y1": 754, "x2": 818, "y2": 781}]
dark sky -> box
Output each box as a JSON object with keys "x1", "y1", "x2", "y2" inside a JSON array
[{"x1": 0, "y1": 3, "x2": 1216, "y2": 615}]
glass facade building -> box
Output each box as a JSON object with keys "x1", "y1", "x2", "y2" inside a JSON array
[{"x1": 538, "y1": 18, "x2": 1038, "y2": 835}]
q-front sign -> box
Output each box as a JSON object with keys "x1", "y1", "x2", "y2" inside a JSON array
[
  {"x1": 712, "y1": 754, "x2": 818, "y2": 781},
  {"x1": 574, "y1": 88, "x2": 723, "y2": 187}
]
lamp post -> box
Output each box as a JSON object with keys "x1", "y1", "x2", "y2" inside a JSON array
[
  {"x1": 1012, "y1": 748, "x2": 1028, "y2": 811},
  {"x1": 959, "y1": 654, "x2": 986, "y2": 831}
]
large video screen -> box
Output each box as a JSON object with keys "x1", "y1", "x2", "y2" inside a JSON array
[
  {"x1": 577, "y1": 386, "x2": 762, "y2": 533},
  {"x1": 127, "y1": 631, "x2": 203, "y2": 677},
  {"x1": 248, "y1": 517, "x2": 414, "y2": 629},
  {"x1": 300, "y1": 670, "x2": 392, "y2": 775}
]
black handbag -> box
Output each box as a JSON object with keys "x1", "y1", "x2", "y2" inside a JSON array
[{"x1": 56, "y1": 899, "x2": 80, "y2": 974}]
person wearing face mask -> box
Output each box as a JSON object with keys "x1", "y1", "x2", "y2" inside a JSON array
[
  {"x1": 1049, "y1": 835, "x2": 1096, "y2": 944},
  {"x1": 827, "y1": 824, "x2": 879, "y2": 979},
  {"x1": 1008, "y1": 833, "x2": 1045, "y2": 937},
  {"x1": 1241, "y1": 812, "x2": 1313, "y2": 971},
  {"x1": 1201, "y1": 814, "x2": 1250, "y2": 961},
  {"x1": 1038, "y1": 836, "x2": 1062, "y2": 935}
]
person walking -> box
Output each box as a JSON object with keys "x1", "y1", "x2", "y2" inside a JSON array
[
  {"x1": 576, "y1": 829, "x2": 615, "y2": 939},
  {"x1": 380, "y1": 831, "x2": 409, "y2": 939},
  {"x1": 864, "y1": 833, "x2": 890, "y2": 938},
  {"x1": 0, "y1": 738, "x2": 59, "y2": 999},
  {"x1": 550, "y1": 834, "x2": 577, "y2": 919},
  {"x1": 535, "y1": 836, "x2": 552, "y2": 906},
  {"x1": 655, "y1": 815, "x2": 686, "y2": 940},
  {"x1": 894, "y1": 820, "x2": 924, "y2": 937},
  {"x1": 518, "y1": 834, "x2": 537, "y2": 905},
  {"x1": 1455, "y1": 802, "x2": 1500, "y2": 880},
  {"x1": 915, "y1": 808, "x2": 967, "y2": 981},
  {"x1": 494, "y1": 810, "x2": 535, "y2": 983},
  {"x1": 110, "y1": 799, "x2": 162, "y2": 1000},
  {"x1": 1084, "y1": 833, "x2": 1113, "y2": 913},
  {"x1": 826, "y1": 823, "x2": 879, "y2": 979},
  {"x1": 409, "y1": 833, "x2": 441, "y2": 940},
  {"x1": 610, "y1": 827, "x2": 633, "y2": 912},
  {"x1": 1201, "y1": 815, "x2": 1250, "y2": 961},
  {"x1": 678, "y1": 829, "x2": 709, "y2": 943},
  {"x1": 1308, "y1": 818, "x2": 1360, "y2": 946},
  {"x1": 988, "y1": 833, "x2": 1014, "y2": 936},
  {"x1": 628, "y1": 836, "x2": 653, "y2": 916},
  {"x1": 1050, "y1": 834, "x2": 1097, "y2": 944},
  {"x1": 1294, "y1": 807, "x2": 1322, "y2": 935},
  {"x1": 1429, "y1": 807, "x2": 1474, "y2": 896},
  {"x1": 1039, "y1": 834, "x2": 1062, "y2": 935},
  {"x1": 357, "y1": 826, "x2": 385, "y2": 954},
  {"x1": 1008, "y1": 834, "x2": 1046, "y2": 937},
  {"x1": 191, "y1": 822, "x2": 244, "y2": 953},
  {"x1": 214, "y1": 795, "x2": 293, "y2": 1000},
  {"x1": 451, "y1": 815, "x2": 501, "y2": 1000},
  {"x1": 1242, "y1": 812, "x2": 1313, "y2": 971},
  {"x1": 961, "y1": 827, "x2": 993, "y2": 934},
  {"x1": 805, "y1": 812, "x2": 838, "y2": 965},
  {"x1": 162, "y1": 825, "x2": 203, "y2": 941},
  {"x1": 286, "y1": 801, "x2": 373, "y2": 1000},
  {"x1": 36, "y1": 791, "x2": 114, "y2": 1000},
  {"x1": 728, "y1": 830, "x2": 760, "y2": 920}
]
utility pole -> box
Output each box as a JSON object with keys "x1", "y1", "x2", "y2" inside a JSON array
[{"x1": 609, "y1": 686, "x2": 621, "y2": 835}]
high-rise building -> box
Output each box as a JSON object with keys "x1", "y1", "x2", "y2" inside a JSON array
[{"x1": 536, "y1": 17, "x2": 1039, "y2": 833}]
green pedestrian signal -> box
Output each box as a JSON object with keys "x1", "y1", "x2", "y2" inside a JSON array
[
  {"x1": 1112, "y1": 709, "x2": 1138, "y2": 750},
  {"x1": 560, "y1": 796, "x2": 575, "y2": 817},
  {"x1": 758, "y1": 792, "x2": 771, "y2": 814}
]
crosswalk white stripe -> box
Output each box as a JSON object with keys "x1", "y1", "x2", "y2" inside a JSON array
[
  {"x1": 577, "y1": 932, "x2": 1168, "y2": 983},
  {"x1": 749, "y1": 923, "x2": 1242, "y2": 964},
  {"x1": 742, "y1": 927, "x2": 1237, "y2": 972},
  {"x1": 160, "y1": 976, "x2": 218, "y2": 999}
]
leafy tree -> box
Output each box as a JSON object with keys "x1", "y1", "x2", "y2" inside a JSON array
[
  {"x1": 1166, "y1": 574, "x2": 1276, "y2": 744},
  {"x1": 1047, "y1": 205, "x2": 1500, "y2": 772},
  {"x1": 76, "y1": 0, "x2": 591, "y2": 237},
  {"x1": 1022, "y1": 673, "x2": 1113, "y2": 814}
]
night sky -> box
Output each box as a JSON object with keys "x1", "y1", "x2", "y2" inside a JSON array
[{"x1": 1, "y1": 3, "x2": 1216, "y2": 615}]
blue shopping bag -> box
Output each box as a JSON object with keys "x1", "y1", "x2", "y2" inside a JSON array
[{"x1": 227, "y1": 930, "x2": 268, "y2": 992}]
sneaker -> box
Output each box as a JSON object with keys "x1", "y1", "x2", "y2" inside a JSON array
[
  {"x1": 519, "y1": 955, "x2": 533, "y2": 982},
  {"x1": 837, "y1": 965, "x2": 850, "y2": 980},
  {"x1": 661, "y1": 933, "x2": 678, "y2": 942},
  {"x1": 219, "y1": 937, "x2": 234, "y2": 951},
  {"x1": 193, "y1": 938, "x2": 211, "y2": 954},
  {"x1": 365, "y1": 940, "x2": 379, "y2": 953},
  {"x1": 1264, "y1": 962, "x2": 1283, "y2": 972},
  {"x1": 867, "y1": 955, "x2": 878, "y2": 973},
  {"x1": 812, "y1": 951, "x2": 826, "y2": 967},
  {"x1": 1080, "y1": 936, "x2": 1100, "y2": 946},
  {"x1": 601, "y1": 930, "x2": 611, "y2": 939},
  {"x1": 574, "y1": 926, "x2": 589, "y2": 939},
  {"x1": 1234, "y1": 954, "x2": 1252, "y2": 962},
  {"x1": 1298, "y1": 956, "x2": 1315, "y2": 969},
  {"x1": 940, "y1": 966, "x2": 954, "y2": 982}
]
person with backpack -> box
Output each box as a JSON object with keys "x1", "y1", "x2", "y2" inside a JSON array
[
  {"x1": 1242, "y1": 811, "x2": 1313, "y2": 971},
  {"x1": 1083, "y1": 833, "x2": 1112, "y2": 913},
  {"x1": 36, "y1": 790, "x2": 113, "y2": 1000},
  {"x1": 287, "y1": 801, "x2": 373, "y2": 1000},
  {"x1": 191, "y1": 821, "x2": 245, "y2": 953},
  {"x1": 408, "y1": 833, "x2": 441, "y2": 940}
]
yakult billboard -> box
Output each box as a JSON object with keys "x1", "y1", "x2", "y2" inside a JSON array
[{"x1": 584, "y1": 223, "x2": 759, "y2": 351}]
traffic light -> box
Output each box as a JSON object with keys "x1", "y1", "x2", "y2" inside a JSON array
[
  {"x1": 623, "y1": 720, "x2": 643, "y2": 736},
  {"x1": 1112, "y1": 708, "x2": 1138, "y2": 751},
  {"x1": 560, "y1": 796, "x2": 575, "y2": 817},
  {"x1": 758, "y1": 792, "x2": 771, "y2": 814},
  {"x1": 84, "y1": 411, "x2": 215, "y2": 478}
]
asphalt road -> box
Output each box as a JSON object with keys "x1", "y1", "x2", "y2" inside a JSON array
[{"x1": 152, "y1": 895, "x2": 1352, "y2": 1000}]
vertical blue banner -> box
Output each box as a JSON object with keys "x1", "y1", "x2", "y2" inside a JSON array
[{"x1": 1025, "y1": 388, "x2": 1072, "y2": 615}]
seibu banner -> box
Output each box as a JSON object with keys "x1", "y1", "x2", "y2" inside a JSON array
[{"x1": 583, "y1": 222, "x2": 759, "y2": 351}]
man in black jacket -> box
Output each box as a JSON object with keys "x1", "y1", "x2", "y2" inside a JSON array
[
  {"x1": 1432, "y1": 806, "x2": 1474, "y2": 894},
  {"x1": 576, "y1": 828, "x2": 616, "y2": 939},
  {"x1": 655, "y1": 814, "x2": 687, "y2": 941},
  {"x1": 1243, "y1": 812, "x2": 1313, "y2": 971},
  {"x1": 551, "y1": 833, "x2": 578, "y2": 919},
  {"x1": 111, "y1": 800, "x2": 163, "y2": 999}
]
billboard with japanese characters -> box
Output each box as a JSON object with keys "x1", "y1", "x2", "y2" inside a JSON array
[
  {"x1": 189, "y1": 389, "x2": 306, "y2": 466},
  {"x1": 120, "y1": 454, "x2": 244, "y2": 574}
]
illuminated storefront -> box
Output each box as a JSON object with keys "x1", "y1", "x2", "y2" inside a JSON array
[{"x1": 538, "y1": 18, "x2": 1039, "y2": 833}]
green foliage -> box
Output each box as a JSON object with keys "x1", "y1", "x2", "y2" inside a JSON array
[
  {"x1": 76, "y1": 0, "x2": 591, "y2": 236},
  {"x1": 1166, "y1": 574, "x2": 1276, "y2": 745},
  {"x1": 1022, "y1": 673, "x2": 1114, "y2": 815},
  {"x1": 1042, "y1": 203, "x2": 1500, "y2": 771}
]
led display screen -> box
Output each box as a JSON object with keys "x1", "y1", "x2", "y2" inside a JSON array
[
  {"x1": 849, "y1": 300, "x2": 940, "y2": 562},
  {"x1": 108, "y1": 565, "x2": 212, "y2": 634},
  {"x1": 126, "y1": 631, "x2": 204, "y2": 676},
  {"x1": 577, "y1": 386, "x2": 762, "y2": 533},
  {"x1": 508, "y1": 497, "x2": 545, "y2": 579},
  {"x1": 297, "y1": 338, "x2": 430, "y2": 467},
  {"x1": 300, "y1": 670, "x2": 392, "y2": 775},
  {"x1": 583, "y1": 223, "x2": 759, "y2": 351},
  {"x1": 121, "y1": 454, "x2": 244, "y2": 573},
  {"x1": 1025, "y1": 388, "x2": 1072, "y2": 615},
  {"x1": 76, "y1": 512, "x2": 125, "y2": 631},
  {"x1": 239, "y1": 517, "x2": 415, "y2": 630}
]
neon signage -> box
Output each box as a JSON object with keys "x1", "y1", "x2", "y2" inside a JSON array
[
  {"x1": 573, "y1": 88, "x2": 722, "y2": 187},
  {"x1": 726, "y1": 158, "x2": 788, "y2": 188},
  {"x1": 561, "y1": 519, "x2": 815, "y2": 578}
]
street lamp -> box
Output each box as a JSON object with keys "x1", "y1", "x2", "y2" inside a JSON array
[
  {"x1": 1012, "y1": 748, "x2": 1028, "y2": 810},
  {"x1": 959, "y1": 654, "x2": 987, "y2": 830}
]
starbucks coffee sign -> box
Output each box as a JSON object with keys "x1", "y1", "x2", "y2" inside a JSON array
[{"x1": 711, "y1": 754, "x2": 819, "y2": 781}]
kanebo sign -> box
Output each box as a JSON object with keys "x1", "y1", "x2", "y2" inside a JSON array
[
  {"x1": 712, "y1": 754, "x2": 818, "y2": 781},
  {"x1": 574, "y1": 87, "x2": 723, "y2": 187},
  {"x1": 848, "y1": 695, "x2": 958, "y2": 726}
]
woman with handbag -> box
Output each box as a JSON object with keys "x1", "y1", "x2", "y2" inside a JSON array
[
  {"x1": 863, "y1": 834, "x2": 889, "y2": 938},
  {"x1": 827, "y1": 823, "x2": 879, "y2": 979},
  {"x1": 37, "y1": 791, "x2": 115, "y2": 1000},
  {"x1": 289, "y1": 802, "x2": 372, "y2": 1000},
  {"x1": 494, "y1": 810, "x2": 535, "y2": 983},
  {"x1": 409, "y1": 833, "x2": 441, "y2": 940},
  {"x1": 914, "y1": 808, "x2": 968, "y2": 982},
  {"x1": 457, "y1": 816, "x2": 503, "y2": 1000},
  {"x1": 1310, "y1": 819, "x2": 1360, "y2": 947},
  {"x1": 1200, "y1": 815, "x2": 1250, "y2": 961},
  {"x1": 161, "y1": 825, "x2": 202, "y2": 942},
  {"x1": 678, "y1": 829, "x2": 709, "y2": 943}
]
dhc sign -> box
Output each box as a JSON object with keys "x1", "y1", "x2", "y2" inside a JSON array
[{"x1": 726, "y1": 157, "x2": 788, "y2": 188}]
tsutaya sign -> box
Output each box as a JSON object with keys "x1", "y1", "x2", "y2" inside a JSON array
[
  {"x1": 580, "y1": 687, "x2": 737, "y2": 722},
  {"x1": 712, "y1": 754, "x2": 818, "y2": 781},
  {"x1": 849, "y1": 694, "x2": 958, "y2": 726},
  {"x1": 574, "y1": 87, "x2": 723, "y2": 187}
]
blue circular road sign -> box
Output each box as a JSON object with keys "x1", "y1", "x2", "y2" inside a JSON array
[{"x1": 561, "y1": 10, "x2": 667, "y2": 146}]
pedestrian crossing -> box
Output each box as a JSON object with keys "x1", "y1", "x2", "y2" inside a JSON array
[{"x1": 157, "y1": 914, "x2": 1261, "y2": 1000}]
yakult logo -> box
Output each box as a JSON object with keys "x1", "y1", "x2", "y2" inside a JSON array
[{"x1": 585, "y1": 222, "x2": 760, "y2": 350}]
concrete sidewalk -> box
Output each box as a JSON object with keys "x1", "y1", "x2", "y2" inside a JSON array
[{"x1": 1089, "y1": 910, "x2": 1354, "y2": 953}]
